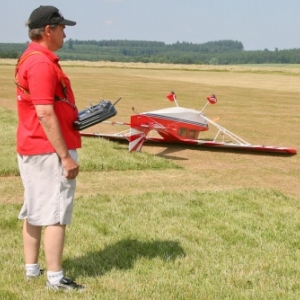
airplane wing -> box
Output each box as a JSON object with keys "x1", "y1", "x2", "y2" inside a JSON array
[{"x1": 80, "y1": 132, "x2": 297, "y2": 155}]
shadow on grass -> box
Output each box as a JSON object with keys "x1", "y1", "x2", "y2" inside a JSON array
[
  {"x1": 64, "y1": 238, "x2": 185, "y2": 277},
  {"x1": 154, "y1": 146, "x2": 190, "y2": 161}
]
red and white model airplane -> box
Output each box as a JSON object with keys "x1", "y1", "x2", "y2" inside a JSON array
[{"x1": 81, "y1": 92, "x2": 297, "y2": 155}]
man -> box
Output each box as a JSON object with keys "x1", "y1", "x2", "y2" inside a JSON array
[{"x1": 16, "y1": 5, "x2": 84, "y2": 291}]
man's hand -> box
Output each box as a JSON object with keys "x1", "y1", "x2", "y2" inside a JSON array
[{"x1": 61, "y1": 155, "x2": 79, "y2": 179}]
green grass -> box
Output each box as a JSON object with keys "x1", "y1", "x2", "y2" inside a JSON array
[
  {"x1": 78, "y1": 137, "x2": 181, "y2": 172},
  {"x1": 1, "y1": 62, "x2": 300, "y2": 299},
  {"x1": 0, "y1": 107, "x2": 179, "y2": 176},
  {"x1": 0, "y1": 107, "x2": 18, "y2": 176},
  {"x1": 1, "y1": 188, "x2": 299, "y2": 299}
]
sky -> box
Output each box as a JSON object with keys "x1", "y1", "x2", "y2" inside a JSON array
[{"x1": 1, "y1": 0, "x2": 300, "y2": 51}]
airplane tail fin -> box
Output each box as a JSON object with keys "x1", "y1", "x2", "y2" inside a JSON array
[{"x1": 129, "y1": 127, "x2": 150, "y2": 152}]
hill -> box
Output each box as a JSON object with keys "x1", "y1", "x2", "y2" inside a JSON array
[{"x1": 1, "y1": 39, "x2": 300, "y2": 64}]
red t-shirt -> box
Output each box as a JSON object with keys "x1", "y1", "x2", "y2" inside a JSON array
[{"x1": 16, "y1": 42, "x2": 81, "y2": 155}]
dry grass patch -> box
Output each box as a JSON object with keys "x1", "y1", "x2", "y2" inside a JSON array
[{"x1": 0, "y1": 61, "x2": 299, "y2": 203}]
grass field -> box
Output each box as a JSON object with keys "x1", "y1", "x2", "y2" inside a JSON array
[{"x1": 0, "y1": 60, "x2": 299, "y2": 299}]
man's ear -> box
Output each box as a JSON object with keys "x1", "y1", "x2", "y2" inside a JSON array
[{"x1": 44, "y1": 25, "x2": 52, "y2": 36}]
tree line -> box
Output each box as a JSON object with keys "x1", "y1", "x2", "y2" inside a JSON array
[{"x1": 1, "y1": 39, "x2": 300, "y2": 64}]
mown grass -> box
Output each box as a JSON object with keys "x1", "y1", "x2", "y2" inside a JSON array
[
  {"x1": 0, "y1": 107, "x2": 18, "y2": 176},
  {"x1": 0, "y1": 61, "x2": 299, "y2": 299},
  {"x1": 1, "y1": 188, "x2": 299, "y2": 299}
]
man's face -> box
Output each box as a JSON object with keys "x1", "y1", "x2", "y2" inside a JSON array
[{"x1": 47, "y1": 24, "x2": 66, "y2": 51}]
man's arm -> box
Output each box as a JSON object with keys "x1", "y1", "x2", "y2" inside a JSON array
[{"x1": 35, "y1": 104, "x2": 79, "y2": 179}]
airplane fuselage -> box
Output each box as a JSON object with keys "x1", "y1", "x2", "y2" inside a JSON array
[{"x1": 131, "y1": 107, "x2": 208, "y2": 142}]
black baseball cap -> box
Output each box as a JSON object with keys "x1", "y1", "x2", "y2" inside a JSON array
[{"x1": 28, "y1": 5, "x2": 76, "y2": 29}]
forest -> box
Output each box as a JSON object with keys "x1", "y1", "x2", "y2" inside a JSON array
[{"x1": 1, "y1": 39, "x2": 300, "y2": 65}]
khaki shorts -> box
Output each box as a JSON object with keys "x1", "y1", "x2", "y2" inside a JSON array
[{"x1": 18, "y1": 150, "x2": 78, "y2": 226}]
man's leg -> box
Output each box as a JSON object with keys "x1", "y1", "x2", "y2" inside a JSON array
[
  {"x1": 44, "y1": 224, "x2": 84, "y2": 291},
  {"x1": 23, "y1": 219, "x2": 42, "y2": 264},
  {"x1": 44, "y1": 224, "x2": 66, "y2": 272},
  {"x1": 23, "y1": 219, "x2": 42, "y2": 277}
]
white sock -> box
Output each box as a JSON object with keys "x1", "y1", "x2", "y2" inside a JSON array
[
  {"x1": 25, "y1": 263, "x2": 40, "y2": 276},
  {"x1": 47, "y1": 270, "x2": 64, "y2": 285}
]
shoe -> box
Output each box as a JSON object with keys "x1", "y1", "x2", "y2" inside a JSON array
[
  {"x1": 26, "y1": 269, "x2": 44, "y2": 280},
  {"x1": 46, "y1": 276, "x2": 84, "y2": 291}
]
